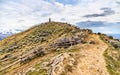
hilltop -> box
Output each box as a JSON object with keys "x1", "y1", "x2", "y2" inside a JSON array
[{"x1": 0, "y1": 22, "x2": 120, "y2": 75}]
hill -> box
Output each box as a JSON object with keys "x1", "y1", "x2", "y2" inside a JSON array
[{"x1": 0, "y1": 22, "x2": 120, "y2": 75}]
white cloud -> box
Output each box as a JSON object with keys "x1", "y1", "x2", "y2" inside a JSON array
[{"x1": 0, "y1": 0, "x2": 120, "y2": 34}]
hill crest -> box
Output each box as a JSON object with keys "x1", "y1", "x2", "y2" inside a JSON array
[{"x1": 0, "y1": 22, "x2": 120, "y2": 75}]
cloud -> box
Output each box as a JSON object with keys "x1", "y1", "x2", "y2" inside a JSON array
[
  {"x1": 60, "y1": 18, "x2": 66, "y2": 21},
  {"x1": 0, "y1": 0, "x2": 120, "y2": 34},
  {"x1": 83, "y1": 8, "x2": 115, "y2": 18},
  {"x1": 76, "y1": 20, "x2": 105, "y2": 27},
  {"x1": 76, "y1": 21, "x2": 120, "y2": 34},
  {"x1": 55, "y1": 0, "x2": 78, "y2": 5},
  {"x1": 116, "y1": 1, "x2": 120, "y2": 5}
]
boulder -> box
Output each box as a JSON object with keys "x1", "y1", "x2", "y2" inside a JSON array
[{"x1": 51, "y1": 37, "x2": 81, "y2": 49}]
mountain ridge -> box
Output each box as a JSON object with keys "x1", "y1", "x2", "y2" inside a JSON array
[{"x1": 0, "y1": 22, "x2": 120, "y2": 75}]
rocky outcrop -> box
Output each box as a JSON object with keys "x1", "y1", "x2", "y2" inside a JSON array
[
  {"x1": 41, "y1": 53, "x2": 77, "y2": 75},
  {"x1": 51, "y1": 37, "x2": 81, "y2": 48},
  {"x1": 108, "y1": 40, "x2": 120, "y2": 48},
  {"x1": 20, "y1": 46, "x2": 46, "y2": 64},
  {"x1": 50, "y1": 34, "x2": 88, "y2": 49}
]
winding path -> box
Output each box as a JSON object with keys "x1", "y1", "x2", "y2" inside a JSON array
[
  {"x1": 71, "y1": 35, "x2": 109, "y2": 75},
  {"x1": 8, "y1": 35, "x2": 110, "y2": 75}
]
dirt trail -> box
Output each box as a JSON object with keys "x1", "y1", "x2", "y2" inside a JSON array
[
  {"x1": 71, "y1": 35, "x2": 109, "y2": 75},
  {"x1": 7, "y1": 35, "x2": 109, "y2": 75}
]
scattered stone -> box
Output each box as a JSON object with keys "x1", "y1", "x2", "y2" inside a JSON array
[
  {"x1": 50, "y1": 37, "x2": 81, "y2": 49},
  {"x1": 89, "y1": 40, "x2": 95, "y2": 44},
  {"x1": 40, "y1": 53, "x2": 77, "y2": 75}
]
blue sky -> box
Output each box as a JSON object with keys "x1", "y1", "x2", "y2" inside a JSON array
[{"x1": 0, "y1": 0, "x2": 120, "y2": 34}]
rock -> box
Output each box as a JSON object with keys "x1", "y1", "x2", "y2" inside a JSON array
[
  {"x1": 20, "y1": 46, "x2": 46, "y2": 64},
  {"x1": 42, "y1": 53, "x2": 77, "y2": 75},
  {"x1": 108, "y1": 40, "x2": 120, "y2": 48},
  {"x1": 50, "y1": 37, "x2": 81, "y2": 49},
  {"x1": 41, "y1": 62, "x2": 49, "y2": 69},
  {"x1": 33, "y1": 47, "x2": 45, "y2": 57},
  {"x1": 89, "y1": 40, "x2": 95, "y2": 44}
]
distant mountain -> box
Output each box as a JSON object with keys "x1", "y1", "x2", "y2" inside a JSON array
[
  {"x1": 0, "y1": 33, "x2": 6, "y2": 40},
  {"x1": 0, "y1": 32, "x2": 13, "y2": 40},
  {"x1": 0, "y1": 29, "x2": 22, "y2": 40}
]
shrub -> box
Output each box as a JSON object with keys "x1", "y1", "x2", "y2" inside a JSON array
[
  {"x1": 109, "y1": 36, "x2": 113, "y2": 39},
  {"x1": 98, "y1": 32, "x2": 101, "y2": 35}
]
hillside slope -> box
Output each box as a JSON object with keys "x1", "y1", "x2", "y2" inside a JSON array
[{"x1": 0, "y1": 22, "x2": 119, "y2": 75}]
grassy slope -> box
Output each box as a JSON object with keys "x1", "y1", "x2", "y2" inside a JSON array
[
  {"x1": 0, "y1": 22, "x2": 80, "y2": 49},
  {"x1": 104, "y1": 48, "x2": 120, "y2": 75},
  {"x1": 1, "y1": 22, "x2": 119, "y2": 75},
  {"x1": 99, "y1": 34, "x2": 120, "y2": 75},
  {"x1": 0, "y1": 22, "x2": 81, "y2": 74},
  {"x1": 24, "y1": 34, "x2": 111, "y2": 75}
]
